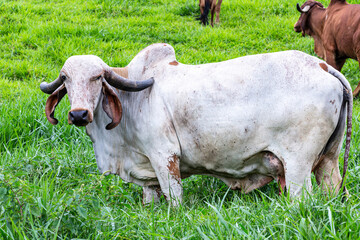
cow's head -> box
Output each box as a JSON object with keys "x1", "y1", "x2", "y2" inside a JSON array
[
  {"x1": 294, "y1": 1, "x2": 325, "y2": 36},
  {"x1": 40, "y1": 55, "x2": 154, "y2": 130}
]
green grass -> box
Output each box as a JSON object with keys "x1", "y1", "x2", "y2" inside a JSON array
[{"x1": 1, "y1": 0, "x2": 360, "y2": 239}]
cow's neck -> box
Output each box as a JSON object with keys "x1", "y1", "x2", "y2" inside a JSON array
[
  {"x1": 309, "y1": 8, "x2": 326, "y2": 59},
  {"x1": 85, "y1": 85, "x2": 157, "y2": 185},
  {"x1": 84, "y1": 66, "x2": 129, "y2": 176},
  {"x1": 309, "y1": 8, "x2": 325, "y2": 37}
]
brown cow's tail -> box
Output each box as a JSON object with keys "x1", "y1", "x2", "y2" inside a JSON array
[
  {"x1": 326, "y1": 63, "x2": 353, "y2": 199},
  {"x1": 198, "y1": 0, "x2": 211, "y2": 25}
]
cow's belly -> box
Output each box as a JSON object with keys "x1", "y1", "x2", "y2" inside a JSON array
[
  {"x1": 180, "y1": 151, "x2": 284, "y2": 194},
  {"x1": 180, "y1": 151, "x2": 284, "y2": 181}
]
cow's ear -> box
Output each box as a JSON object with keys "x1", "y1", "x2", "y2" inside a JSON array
[
  {"x1": 300, "y1": 15, "x2": 308, "y2": 37},
  {"x1": 102, "y1": 81, "x2": 122, "y2": 130},
  {"x1": 45, "y1": 84, "x2": 67, "y2": 125}
]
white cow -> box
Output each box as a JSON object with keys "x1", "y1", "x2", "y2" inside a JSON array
[{"x1": 40, "y1": 43, "x2": 352, "y2": 205}]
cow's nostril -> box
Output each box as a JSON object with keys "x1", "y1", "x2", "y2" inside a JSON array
[
  {"x1": 69, "y1": 110, "x2": 89, "y2": 126},
  {"x1": 69, "y1": 112, "x2": 75, "y2": 122}
]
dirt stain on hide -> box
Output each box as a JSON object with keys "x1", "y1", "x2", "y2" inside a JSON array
[{"x1": 167, "y1": 154, "x2": 181, "y2": 184}]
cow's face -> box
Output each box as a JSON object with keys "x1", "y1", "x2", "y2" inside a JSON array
[
  {"x1": 294, "y1": 1, "x2": 324, "y2": 36},
  {"x1": 40, "y1": 55, "x2": 154, "y2": 130},
  {"x1": 61, "y1": 56, "x2": 108, "y2": 127}
]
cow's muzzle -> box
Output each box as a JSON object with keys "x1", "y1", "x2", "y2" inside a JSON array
[
  {"x1": 294, "y1": 24, "x2": 302, "y2": 33},
  {"x1": 68, "y1": 109, "x2": 92, "y2": 126}
]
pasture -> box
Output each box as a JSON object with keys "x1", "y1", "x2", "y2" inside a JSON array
[{"x1": 1, "y1": 0, "x2": 360, "y2": 238}]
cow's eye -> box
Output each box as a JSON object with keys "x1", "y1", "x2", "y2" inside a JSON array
[{"x1": 92, "y1": 75, "x2": 102, "y2": 81}]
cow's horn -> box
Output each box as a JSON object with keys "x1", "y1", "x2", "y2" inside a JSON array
[
  {"x1": 105, "y1": 70, "x2": 154, "y2": 92},
  {"x1": 299, "y1": 4, "x2": 311, "y2": 13},
  {"x1": 40, "y1": 76, "x2": 64, "y2": 94},
  {"x1": 296, "y1": 3, "x2": 303, "y2": 12}
]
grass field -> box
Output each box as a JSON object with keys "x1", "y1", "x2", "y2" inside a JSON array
[{"x1": 1, "y1": 0, "x2": 360, "y2": 239}]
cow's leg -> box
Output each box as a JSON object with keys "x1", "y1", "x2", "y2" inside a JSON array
[
  {"x1": 352, "y1": 81, "x2": 360, "y2": 97},
  {"x1": 282, "y1": 117, "x2": 341, "y2": 197},
  {"x1": 198, "y1": 0, "x2": 208, "y2": 25},
  {"x1": 278, "y1": 150, "x2": 315, "y2": 196},
  {"x1": 215, "y1": 0, "x2": 222, "y2": 24},
  {"x1": 314, "y1": 117, "x2": 347, "y2": 195},
  {"x1": 325, "y1": 51, "x2": 346, "y2": 72},
  {"x1": 150, "y1": 154, "x2": 183, "y2": 206},
  {"x1": 143, "y1": 185, "x2": 162, "y2": 205},
  {"x1": 352, "y1": 56, "x2": 360, "y2": 97},
  {"x1": 284, "y1": 160, "x2": 313, "y2": 197},
  {"x1": 199, "y1": 0, "x2": 205, "y2": 15},
  {"x1": 314, "y1": 157, "x2": 344, "y2": 194},
  {"x1": 210, "y1": 2, "x2": 216, "y2": 27}
]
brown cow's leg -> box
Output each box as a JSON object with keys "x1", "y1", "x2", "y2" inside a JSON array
[
  {"x1": 210, "y1": 1, "x2": 216, "y2": 27},
  {"x1": 353, "y1": 56, "x2": 360, "y2": 97},
  {"x1": 199, "y1": 0, "x2": 205, "y2": 15},
  {"x1": 325, "y1": 51, "x2": 346, "y2": 72},
  {"x1": 352, "y1": 81, "x2": 360, "y2": 97},
  {"x1": 215, "y1": 0, "x2": 222, "y2": 24},
  {"x1": 335, "y1": 58, "x2": 346, "y2": 72}
]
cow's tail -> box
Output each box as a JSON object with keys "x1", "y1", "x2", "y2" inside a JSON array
[
  {"x1": 199, "y1": 0, "x2": 211, "y2": 25},
  {"x1": 324, "y1": 63, "x2": 352, "y2": 199}
]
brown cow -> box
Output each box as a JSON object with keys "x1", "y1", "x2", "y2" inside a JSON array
[
  {"x1": 198, "y1": 0, "x2": 223, "y2": 27},
  {"x1": 294, "y1": 0, "x2": 360, "y2": 97}
]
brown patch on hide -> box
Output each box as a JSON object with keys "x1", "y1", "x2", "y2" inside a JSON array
[
  {"x1": 330, "y1": 99, "x2": 335, "y2": 105},
  {"x1": 167, "y1": 154, "x2": 181, "y2": 184},
  {"x1": 112, "y1": 67, "x2": 128, "y2": 79},
  {"x1": 45, "y1": 84, "x2": 67, "y2": 125},
  {"x1": 319, "y1": 62, "x2": 328, "y2": 72},
  {"x1": 169, "y1": 61, "x2": 179, "y2": 66}
]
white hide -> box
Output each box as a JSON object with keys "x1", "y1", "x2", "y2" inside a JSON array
[{"x1": 65, "y1": 44, "x2": 351, "y2": 205}]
